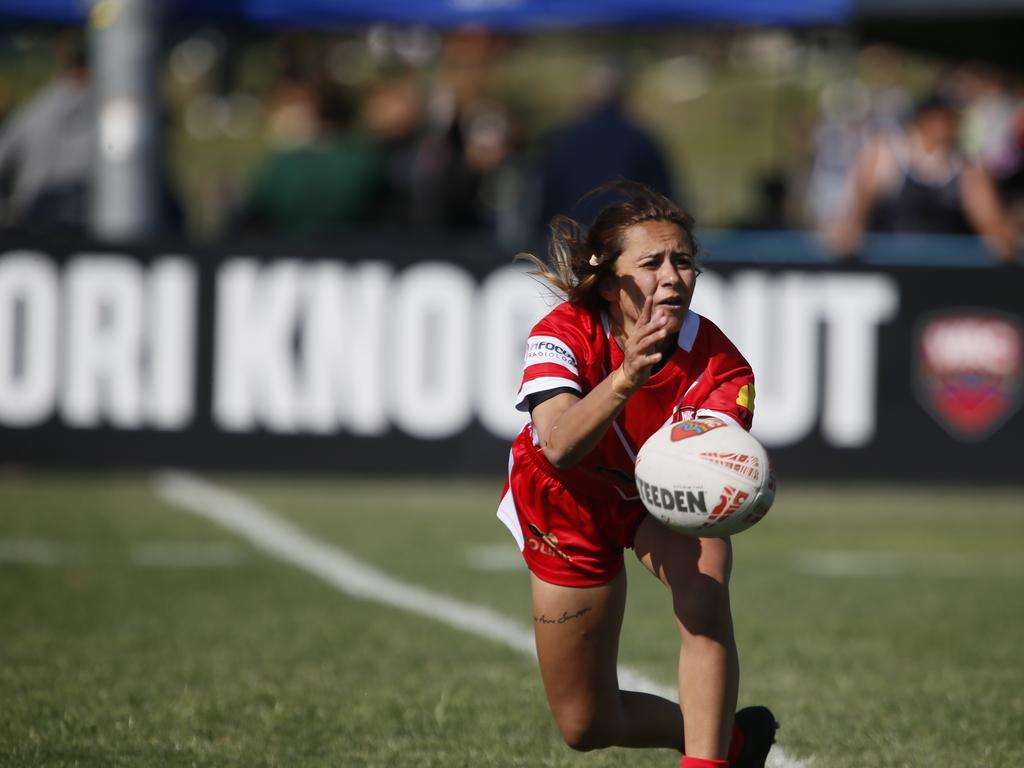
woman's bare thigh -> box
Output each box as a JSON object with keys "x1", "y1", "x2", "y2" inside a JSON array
[{"x1": 530, "y1": 570, "x2": 627, "y2": 732}]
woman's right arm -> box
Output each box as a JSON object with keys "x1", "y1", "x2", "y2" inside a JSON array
[
  {"x1": 826, "y1": 138, "x2": 883, "y2": 258},
  {"x1": 531, "y1": 297, "x2": 670, "y2": 469},
  {"x1": 961, "y1": 163, "x2": 1019, "y2": 264}
]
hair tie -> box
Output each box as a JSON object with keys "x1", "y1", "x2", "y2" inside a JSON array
[{"x1": 589, "y1": 254, "x2": 601, "y2": 267}]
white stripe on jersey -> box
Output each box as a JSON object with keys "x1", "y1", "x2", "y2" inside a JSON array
[
  {"x1": 515, "y1": 376, "x2": 581, "y2": 411},
  {"x1": 611, "y1": 421, "x2": 637, "y2": 462},
  {"x1": 524, "y1": 335, "x2": 578, "y2": 375}
]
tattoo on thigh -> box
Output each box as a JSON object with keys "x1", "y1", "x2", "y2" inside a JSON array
[{"x1": 534, "y1": 607, "x2": 592, "y2": 625}]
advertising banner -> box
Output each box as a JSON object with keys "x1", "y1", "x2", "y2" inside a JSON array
[{"x1": 0, "y1": 237, "x2": 1020, "y2": 481}]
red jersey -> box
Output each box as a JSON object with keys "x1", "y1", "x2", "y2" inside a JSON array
[
  {"x1": 498, "y1": 302, "x2": 755, "y2": 586},
  {"x1": 513, "y1": 302, "x2": 755, "y2": 497}
]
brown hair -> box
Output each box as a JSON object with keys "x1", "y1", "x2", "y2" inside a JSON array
[{"x1": 519, "y1": 180, "x2": 699, "y2": 307}]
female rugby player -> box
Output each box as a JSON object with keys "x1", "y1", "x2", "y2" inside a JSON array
[{"x1": 496, "y1": 182, "x2": 777, "y2": 768}]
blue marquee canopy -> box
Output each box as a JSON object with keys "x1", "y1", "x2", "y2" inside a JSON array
[{"x1": 0, "y1": 0, "x2": 852, "y2": 28}]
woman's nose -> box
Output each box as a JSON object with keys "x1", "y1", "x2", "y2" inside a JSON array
[{"x1": 659, "y1": 260, "x2": 681, "y2": 284}]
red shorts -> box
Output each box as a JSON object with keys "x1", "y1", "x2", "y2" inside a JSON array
[{"x1": 497, "y1": 435, "x2": 648, "y2": 588}]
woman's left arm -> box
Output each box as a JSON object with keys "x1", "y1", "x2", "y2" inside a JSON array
[{"x1": 961, "y1": 164, "x2": 1019, "y2": 264}]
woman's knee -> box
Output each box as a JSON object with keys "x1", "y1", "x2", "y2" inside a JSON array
[{"x1": 554, "y1": 710, "x2": 619, "y2": 752}]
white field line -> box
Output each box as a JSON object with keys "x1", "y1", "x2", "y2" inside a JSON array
[
  {"x1": 130, "y1": 541, "x2": 244, "y2": 567},
  {"x1": 797, "y1": 551, "x2": 903, "y2": 578},
  {"x1": 0, "y1": 538, "x2": 66, "y2": 565},
  {"x1": 153, "y1": 471, "x2": 808, "y2": 768},
  {"x1": 795, "y1": 550, "x2": 1024, "y2": 579},
  {"x1": 463, "y1": 543, "x2": 524, "y2": 572},
  {"x1": 0, "y1": 538, "x2": 244, "y2": 568}
]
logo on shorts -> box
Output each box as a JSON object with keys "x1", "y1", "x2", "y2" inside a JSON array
[
  {"x1": 526, "y1": 522, "x2": 574, "y2": 562},
  {"x1": 914, "y1": 310, "x2": 1023, "y2": 441}
]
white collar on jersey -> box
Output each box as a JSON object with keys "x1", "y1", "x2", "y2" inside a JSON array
[
  {"x1": 679, "y1": 310, "x2": 700, "y2": 351},
  {"x1": 601, "y1": 309, "x2": 701, "y2": 353}
]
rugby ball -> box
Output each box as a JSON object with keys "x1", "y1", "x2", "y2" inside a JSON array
[{"x1": 634, "y1": 418, "x2": 775, "y2": 537}]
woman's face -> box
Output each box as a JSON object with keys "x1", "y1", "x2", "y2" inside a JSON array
[
  {"x1": 916, "y1": 107, "x2": 960, "y2": 149},
  {"x1": 600, "y1": 219, "x2": 698, "y2": 339}
]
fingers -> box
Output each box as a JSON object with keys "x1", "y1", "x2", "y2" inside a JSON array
[
  {"x1": 635, "y1": 349, "x2": 662, "y2": 368},
  {"x1": 623, "y1": 326, "x2": 666, "y2": 381},
  {"x1": 632, "y1": 302, "x2": 667, "y2": 345},
  {"x1": 631, "y1": 315, "x2": 671, "y2": 351},
  {"x1": 650, "y1": 304, "x2": 671, "y2": 326},
  {"x1": 637, "y1": 301, "x2": 673, "y2": 332},
  {"x1": 622, "y1": 296, "x2": 673, "y2": 385},
  {"x1": 637, "y1": 294, "x2": 653, "y2": 326}
]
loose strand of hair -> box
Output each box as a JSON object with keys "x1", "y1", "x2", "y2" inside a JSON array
[{"x1": 514, "y1": 214, "x2": 589, "y2": 299}]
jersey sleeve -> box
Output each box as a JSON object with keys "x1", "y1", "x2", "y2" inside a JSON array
[
  {"x1": 514, "y1": 310, "x2": 587, "y2": 412},
  {"x1": 691, "y1": 323, "x2": 756, "y2": 430}
]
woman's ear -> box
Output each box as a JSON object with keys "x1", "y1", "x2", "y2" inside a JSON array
[{"x1": 598, "y1": 273, "x2": 617, "y2": 304}]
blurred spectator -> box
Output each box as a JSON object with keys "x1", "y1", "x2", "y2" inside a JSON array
[
  {"x1": 264, "y1": 38, "x2": 321, "y2": 150},
  {"x1": 805, "y1": 78, "x2": 877, "y2": 228},
  {"x1": 411, "y1": 93, "x2": 528, "y2": 246},
  {"x1": 465, "y1": 102, "x2": 533, "y2": 251},
  {"x1": 953, "y1": 63, "x2": 1024, "y2": 231},
  {"x1": 539, "y1": 57, "x2": 675, "y2": 225},
  {"x1": 410, "y1": 29, "x2": 514, "y2": 234},
  {"x1": 0, "y1": 33, "x2": 93, "y2": 233},
  {"x1": 735, "y1": 171, "x2": 790, "y2": 230},
  {"x1": 363, "y1": 71, "x2": 426, "y2": 227},
  {"x1": 235, "y1": 84, "x2": 388, "y2": 239},
  {"x1": 955, "y1": 63, "x2": 1021, "y2": 183},
  {"x1": 1001, "y1": 93, "x2": 1024, "y2": 235},
  {"x1": 412, "y1": 98, "x2": 480, "y2": 231},
  {"x1": 827, "y1": 90, "x2": 1019, "y2": 263},
  {"x1": 805, "y1": 47, "x2": 913, "y2": 229}
]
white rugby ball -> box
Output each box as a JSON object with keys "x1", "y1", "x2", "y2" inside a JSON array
[{"x1": 634, "y1": 418, "x2": 775, "y2": 537}]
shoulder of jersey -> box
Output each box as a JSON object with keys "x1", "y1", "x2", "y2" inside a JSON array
[
  {"x1": 697, "y1": 313, "x2": 739, "y2": 345},
  {"x1": 687, "y1": 312, "x2": 751, "y2": 367},
  {"x1": 688, "y1": 311, "x2": 723, "y2": 345},
  {"x1": 538, "y1": 301, "x2": 600, "y2": 336}
]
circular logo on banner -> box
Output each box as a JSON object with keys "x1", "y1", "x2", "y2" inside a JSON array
[{"x1": 913, "y1": 309, "x2": 1024, "y2": 442}]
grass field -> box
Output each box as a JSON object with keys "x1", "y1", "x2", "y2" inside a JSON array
[{"x1": 1, "y1": 472, "x2": 1022, "y2": 768}]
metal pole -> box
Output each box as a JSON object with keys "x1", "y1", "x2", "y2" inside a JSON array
[{"x1": 89, "y1": 0, "x2": 166, "y2": 242}]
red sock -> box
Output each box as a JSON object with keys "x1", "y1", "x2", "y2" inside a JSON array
[
  {"x1": 679, "y1": 720, "x2": 746, "y2": 768},
  {"x1": 728, "y1": 720, "x2": 747, "y2": 763},
  {"x1": 680, "y1": 758, "x2": 729, "y2": 768}
]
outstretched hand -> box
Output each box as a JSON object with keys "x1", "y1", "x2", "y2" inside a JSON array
[{"x1": 614, "y1": 296, "x2": 671, "y2": 395}]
